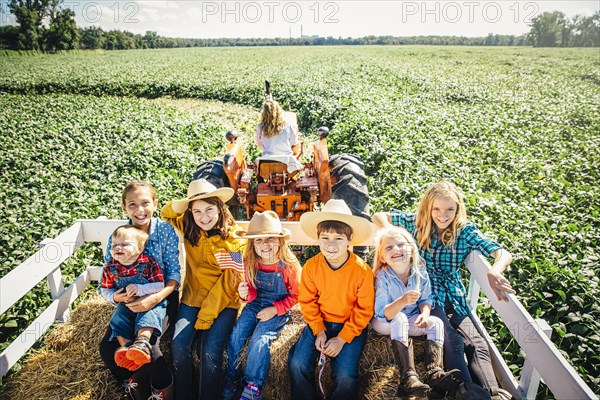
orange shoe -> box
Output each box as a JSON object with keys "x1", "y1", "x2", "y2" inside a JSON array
[
  {"x1": 115, "y1": 346, "x2": 141, "y2": 371},
  {"x1": 126, "y1": 336, "x2": 152, "y2": 367}
]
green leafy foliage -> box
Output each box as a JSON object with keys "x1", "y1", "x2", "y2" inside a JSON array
[
  {"x1": 0, "y1": 46, "x2": 598, "y2": 397},
  {"x1": 0, "y1": 93, "x2": 225, "y2": 357}
]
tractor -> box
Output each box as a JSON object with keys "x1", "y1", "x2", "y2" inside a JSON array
[
  {"x1": 192, "y1": 127, "x2": 369, "y2": 222},
  {"x1": 192, "y1": 83, "x2": 369, "y2": 223}
]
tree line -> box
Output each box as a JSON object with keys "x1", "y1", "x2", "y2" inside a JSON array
[{"x1": 0, "y1": 0, "x2": 598, "y2": 51}]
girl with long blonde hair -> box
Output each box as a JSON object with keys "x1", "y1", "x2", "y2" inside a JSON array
[
  {"x1": 373, "y1": 180, "x2": 515, "y2": 399},
  {"x1": 256, "y1": 98, "x2": 300, "y2": 156},
  {"x1": 371, "y1": 226, "x2": 461, "y2": 397},
  {"x1": 223, "y1": 211, "x2": 300, "y2": 400}
]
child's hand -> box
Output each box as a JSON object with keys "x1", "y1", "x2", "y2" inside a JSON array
[
  {"x1": 126, "y1": 284, "x2": 139, "y2": 297},
  {"x1": 414, "y1": 314, "x2": 430, "y2": 328},
  {"x1": 257, "y1": 306, "x2": 277, "y2": 322},
  {"x1": 113, "y1": 288, "x2": 136, "y2": 303},
  {"x1": 238, "y1": 282, "x2": 249, "y2": 300},
  {"x1": 323, "y1": 336, "x2": 345, "y2": 358},
  {"x1": 487, "y1": 270, "x2": 515, "y2": 301},
  {"x1": 315, "y1": 331, "x2": 327, "y2": 351},
  {"x1": 401, "y1": 290, "x2": 421, "y2": 305}
]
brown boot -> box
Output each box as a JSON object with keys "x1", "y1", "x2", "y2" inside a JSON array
[
  {"x1": 391, "y1": 339, "x2": 430, "y2": 397},
  {"x1": 424, "y1": 340, "x2": 463, "y2": 395}
]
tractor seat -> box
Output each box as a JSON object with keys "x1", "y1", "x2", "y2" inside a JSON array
[{"x1": 256, "y1": 155, "x2": 303, "y2": 181}]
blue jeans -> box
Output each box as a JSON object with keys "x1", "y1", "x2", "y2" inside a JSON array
[
  {"x1": 171, "y1": 303, "x2": 237, "y2": 400},
  {"x1": 288, "y1": 322, "x2": 368, "y2": 400},
  {"x1": 430, "y1": 304, "x2": 497, "y2": 389},
  {"x1": 225, "y1": 302, "x2": 289, "y2": 388},
  {"x1": 99, "y1": 290, "x2": 178, "y2": 385},
  {"x1": 109, "y1": 300, "x2": 167, "y2": 341}
]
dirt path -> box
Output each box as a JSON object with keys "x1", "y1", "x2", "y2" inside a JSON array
[{"x1": 153, "y1": 97, "x2": 257, "y2": 134}]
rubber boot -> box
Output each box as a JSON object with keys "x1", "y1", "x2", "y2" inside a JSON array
[
  {"x1": 391, "y1": 339, "x2": 430, "y2": 397},
  {"x1": 150, "y1": 378, "x2": 175, "y2": 400},
  {"x1": 122, "y1": 369, "x2": 151, "y2": 400},
  {"x1": 424, "y1": 340, "x2": 463, "y2": 395}
]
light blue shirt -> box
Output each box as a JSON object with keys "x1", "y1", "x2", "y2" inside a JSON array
[
  {"x1": 104, "y1": 218, "x2": 181, "y2": 285},
  {"x1": 374, "y1": 266, "x2": 433, "y2": 321}
]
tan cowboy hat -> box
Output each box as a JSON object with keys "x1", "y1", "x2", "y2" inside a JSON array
[
  {"x1": 233, "y1": 211, "x2": 292, "y2": 240},
  {"x1": 171, "y1": 179, "x2": 234, "y2": 214},
  {"x1": 299, "y1": 199, "x2": 372, "y2": 245}
]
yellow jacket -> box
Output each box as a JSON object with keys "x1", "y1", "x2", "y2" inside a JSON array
[{"x1": 161, "y1": 202, "x2": 244, "y2": 330}]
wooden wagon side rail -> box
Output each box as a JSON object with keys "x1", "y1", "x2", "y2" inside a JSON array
[{"x1": 0, "y1": 219, "x2": 596, "y2": 399}]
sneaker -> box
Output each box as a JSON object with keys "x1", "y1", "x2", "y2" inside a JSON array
[
  {"x1": 223, "y1": 382, "x2": 242, "y2": 400},
  {"x1": 240, "y1": 383, "x2": 262, "y2": 400},
  {"x1": 126, "y1": 336, "x2": 152, "y2": 367},
  {"x1": 115, "y1": 345, "x2": 141, "y2": 371}
]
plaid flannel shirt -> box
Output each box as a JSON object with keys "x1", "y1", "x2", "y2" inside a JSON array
[
  {"x1": 390, "y1": 210, "x2": 502, "y2": 316},
  {"x1": 100, "y1": 254, "x2": 164, "y2": 290}
]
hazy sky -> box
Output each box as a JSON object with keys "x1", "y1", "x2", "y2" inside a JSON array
[{"x1": 1, "y1": 1, "x2": 598, "y2": 38}]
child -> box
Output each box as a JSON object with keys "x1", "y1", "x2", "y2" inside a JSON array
[
  {"x1": 288, "y1": 199, "x2": 374, "y2": 400},
  {"x1": 256, "y1": 97, "x2": 300, "y2": 157},
  {"x1": 100, "y1": 225, "x2": 167, "y2": 372},
  {"x1": 223, "y1": 211, "x2": 301, "y2": 400},
  {"x1": 98, "y1": 180, "x2": 180, "y2": 400},
  {"x1": 162, "y1": 179, "x2": 245, "y2": 400},
  {"x1": 371, "y1": 226, "x2": 461, "y2": 397},
  {"x1": 373, "y1": 180, "x2": 515, "y2": 400}
]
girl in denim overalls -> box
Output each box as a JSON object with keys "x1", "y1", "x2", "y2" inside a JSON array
[{"x1": 223, "y1": 211, "x2": 301, "y2": 400}]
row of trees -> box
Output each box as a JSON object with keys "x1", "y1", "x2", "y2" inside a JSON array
[
  {"x1": 0, "y1": 24, "x2": 534, "y2": 51},
  {"x1": 4, "y1": 0, "x2": 77, "y2": 51},
  {"x1": 529, "y1": 11, "x2": 600, "y2": 47},
  {"x1": 0, "y1": 0, "x2": 598, "y2": 51}
]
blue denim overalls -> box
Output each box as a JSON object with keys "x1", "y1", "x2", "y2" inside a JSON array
[
  {"x1": 225, "y1": 261, "x2": 291, "y2": 388},
  {"x1": 108, "y1": 262, "x2": 167, "y2": 341}
]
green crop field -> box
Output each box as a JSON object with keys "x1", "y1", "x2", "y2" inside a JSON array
[{"x1": 0, "y1": 46, "x2": 598, "y2": 398}]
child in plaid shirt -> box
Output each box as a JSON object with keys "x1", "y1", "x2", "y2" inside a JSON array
[
  {"x1": 374, "y1": 180, "x2": 515, "y2": 400},
  {"x1": 100, "y1": 225, "x2": 166, "y2": 372}
]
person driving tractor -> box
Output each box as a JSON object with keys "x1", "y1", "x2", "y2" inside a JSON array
[{"x1": 256, "y1": 96, "x2": 300, "y2": 158}]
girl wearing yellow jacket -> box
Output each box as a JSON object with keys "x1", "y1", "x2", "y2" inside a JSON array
[{"x1": 162, "y1": 179, "x2": 244, "y2": 400}]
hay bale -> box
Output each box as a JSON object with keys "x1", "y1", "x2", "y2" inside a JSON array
[
  {"x1": 260, "y1": 307, "x2": 430, "y2": 400},
  {"x1": 1, "y1": 293, "x2": 122, "y2": 400},
  {"x1": 2, "y1": 294, "x2": 450, "y2": 400}
]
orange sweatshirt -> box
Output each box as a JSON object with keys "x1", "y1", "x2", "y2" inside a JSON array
[{"x1": 299, "y1": 252, "x2": 374, "y2": 344}]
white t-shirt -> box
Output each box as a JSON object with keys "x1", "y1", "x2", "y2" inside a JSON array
[{"x1": 256, "y1": 112, "x2": 299, "y2": 156}]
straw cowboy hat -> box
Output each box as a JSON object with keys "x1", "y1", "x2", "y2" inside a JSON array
[
  {"x1": 171, "y1": 179, "x2": 234, "y2": 214},
  {"x1": 233, "y1": 211, "x2": 292, "y2": 240},
  {"x1": 299, "y1": 199, "x2": 373, "y2": 245}
]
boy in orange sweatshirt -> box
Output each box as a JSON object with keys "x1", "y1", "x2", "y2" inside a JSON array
[{"x1": 288, "y1": 199, "x2": 375, "y2": 400}]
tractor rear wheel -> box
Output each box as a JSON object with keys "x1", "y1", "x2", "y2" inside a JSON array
[
  {"x1": 329, "y1": 154, "x2": 369, "y2": 220},
  {"x1": 192, "y1": 160, "x2": 228, "y2": 188},
  {"x1": 329, "y1": 153, "x2": 370, "y2": 261},
  {"x1": 329, "y1": 154, "x2": 367, "y2": 187}
]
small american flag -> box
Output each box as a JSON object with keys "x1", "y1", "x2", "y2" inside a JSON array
[{"x1": 215, "y1": 251, "x2": 244, "y2": 273}]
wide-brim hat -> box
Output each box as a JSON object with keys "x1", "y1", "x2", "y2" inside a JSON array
[
  {"x1": 233, "y1": 210, "x2": 291, "y2": 240},
  {"x1": 299, "y1": 199, "x2": 372, "y2": 245},
  {"x1": 171, "y1": 179, "x2": 234, "y2": 214}
]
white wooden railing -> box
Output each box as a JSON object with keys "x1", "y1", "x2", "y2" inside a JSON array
[{"x1": 0, "y1": 219, "x2": 596, "y2": 399}]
